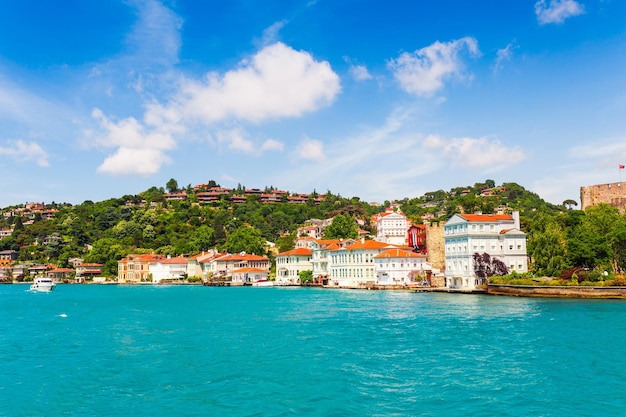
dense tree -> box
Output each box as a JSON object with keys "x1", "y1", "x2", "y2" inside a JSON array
[
  {"x1": 323, "y1": 214, "x2": 358, "y2": 239},
  {"x1": 299, "y1": 270, "x2": 313, "y2": 283},
  {"x1": 563, "y1": 199, "x2": 578, "y2": 210},
  {"x1": 166, "y1": 178, "x2": 179, "y2": 193},
  {"x1": 223, "y1": 225, "x2": 266, "y2": 255},
  {"x1": 527, "y1": 213, "x2": 569, "y2": 276}
]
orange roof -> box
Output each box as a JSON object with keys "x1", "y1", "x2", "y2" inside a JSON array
[
  {"x1": 151, "y1": 256, "x2": 188, "y2": 265},
  {"x1": 277, "y1": 248, "x2": 312, "y2": 257},
  {"x1": 459, "y1": 214, "x2": 513, "y2": 222},
  {"x1": 232, "y1": 267, "x2": 268, "y2": 273},
  {"x1": 197, "y1": 252, "x2": 226, "y2": 263},
  {"x1": 374, "y1": 248, "x2": 427, "y2": 259},
  {"x1": 48, "y1": 268, "x2": 74, "y2": 273},
  {"x1": 120, "y1": 254, "x2": 164, "y2": 262},
  {"x1": 78, "y1": 263, "x2": 102, "y2": 267},
  {"x1": 215, "y1": 253, "x2": 269, "y2": 262},
  {"x1": 332, "y1": 240, "x2": 398, "y2": 252}
]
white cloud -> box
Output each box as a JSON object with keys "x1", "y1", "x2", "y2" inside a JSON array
[
  {"x1": 124, "y1": 0, "x2": 183, "y2": 66},
  {"x1": 150, "y1": 42, "x2": 341, "y2": 125},
  {"x1": 258, "y1": 20, "x2": 288, "y2": 47},
  {"x1": 535, "y1": 0, "x2": 585, "y2": 25},
  {"x1": 0, "y1": 139, "x2": 49, "y2": 167},
  {"x1": 493, "y1": 41, "x2": 518, "y2": 74},
  {"x1": 98, "y1": 147, "x2": 171, "y2": 175},
  {"x1": 216, "y1": 128, "x2": 255, "y2": 154},
  {"x1": 92, "y1": 108, "x2": 174, "y2": 175},
  {"x1": 297, "y1": 138, "x2": 325, "y2": 161},
  {"x1": 388, "y1": 37, "x2": 480, "y2": 97},
  {"x1": 423, "y1": 134, "x2": 526, "y2": 169},
  {"x1": 261, "y1": 138, "x2": 284, "y2": 152},
  {"x1": 349, "y1": 65, "x2": 373, "y2": 81}
]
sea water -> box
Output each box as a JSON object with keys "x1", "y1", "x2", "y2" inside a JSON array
[{"x1": 1, "y1": 284, "x2": 625, "y2": 417}]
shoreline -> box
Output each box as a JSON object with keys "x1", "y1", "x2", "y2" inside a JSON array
[
  {"x1": 487, "y1": 284, "x2": 626, "y2": 299},
  {"x1": 8, "y1": 280, "x2": 626, "y2": 299}
]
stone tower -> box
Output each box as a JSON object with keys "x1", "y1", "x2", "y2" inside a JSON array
[{"x1": 580, "y1": 182, "x2": 626, "y2": 212}]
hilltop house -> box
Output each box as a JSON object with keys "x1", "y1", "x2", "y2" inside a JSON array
[
  {"x1": 373, "y1": 207, "x2": 409, "y2": 246},
  {"x1": 444, "y1": 211, "x2": 527, "y2": 290}
]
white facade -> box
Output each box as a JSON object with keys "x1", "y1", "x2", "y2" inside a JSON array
[
  {"x1": 149, "y1": 257, "x2": 188, "y2": 283},
  {"x1": 374, "y1": 248, "x2": 430, "y2": 286},
  {"x1": 444, "y1": 212, "x2": 528, "y2": 290},
  {"x1": 374, "y1": 209, "x2": 409, "y2": 246},
  {"x1": 311, "y1": 239, "x2": 356, "y2": 282},
  {"x1": 200, "y1": 253, "x2": 270, "y2": 280},
  {"x1": 275, "y1": 248, "x2": 313, "y2": 285},
  {"x1": 328, "y1": 240, "x2": 399, "y2": 287}
]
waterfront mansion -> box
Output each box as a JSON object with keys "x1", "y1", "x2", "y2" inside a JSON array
[{"x1": 444, "y1": 211, "x2": 527, "y2": 290}]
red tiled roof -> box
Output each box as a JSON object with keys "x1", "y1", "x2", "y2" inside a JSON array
[
  {"x1": 374, "y1": 248, "x2": 427, "y2": 259},
  {"x1": 151, "y1": 256, "x2": 188, "y2": 265},
  {"x1": 276, "y1": 248, "x2": 312, "y2": 257},
  {"x1": 459, "y1": 214, "x2": 513, "y2": 222},
  {"x1": 332, "y1": 240, "x2": 398, "y2": 252},
  {"x1": 232, "y1": 267, "x2": 268, "y2": 273}
]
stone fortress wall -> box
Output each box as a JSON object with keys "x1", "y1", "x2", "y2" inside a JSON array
[
  {"x1": 425, "y1": 222, "x2": 445, "y2": 270},
  {"x1": 580, "y1": 182, "x2": 626, "y2": 212}
]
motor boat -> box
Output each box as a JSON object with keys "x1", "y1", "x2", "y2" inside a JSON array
[{"x1": 30, "y1": 277, "x2": 56, "y2": 292}]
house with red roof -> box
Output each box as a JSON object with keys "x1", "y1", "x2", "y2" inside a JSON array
[
  {"x1": 444, "y1": 211, "x2": 527, "y2": 290},
  {"x1": 311, "y1": 238, "x2": 356, "y2": 285},
  {"x1": 117, "y1": 253, "x2": 165, "y2": 283},
  {"x1": 149, "y1": 256, "x2": 189, "y2": 283},
  {"x1": 231, "y1": 267, "x2": 269, "y2": 284},
  {"x1": 275, "y1": 248, "x2": 312, "y2": 285},
  {"x1": 328, "y1": 239, "x2": 403, "y2": 287},
  {"x1": 373, "y1": 207, "x2": 409, "y2": 246},
  {"x1": 75, "y1": 263, "x2": 103, "y2": 282},
  {"x1": 199, "y1": 252, "x2": 270, "y2": 281},
  {"x1": 374, "y1": 248, "x2": 430, "y2": 286}
]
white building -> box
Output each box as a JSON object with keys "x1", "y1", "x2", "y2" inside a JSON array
[
  {"x1": 275, "y1": 248, "x2": 312, "y2": 285},
  {"x1": 328, "y1": 240, "x2": 400, "y2": 287},
  {"x1": 231, "y1": 267, "x2": 269, "y2": 284},
  {"x1": 200, "y1": 252, "x2": 270, "y2": 280},
  {"x1": 149, "y1": 256, "x2": 189, "y2": 283},
  {"x1": 311, "y1": 239, "x2": 356, "y2": 284},
  {"x1": 373, "y1": 208, "x2": 409, "y2": 246},
  {"x1": 444, "y1": 211, "x2": 527, "y2": 290},
  {"x1": 374, "y1": 248, "x2": 430, "y2": 286}
]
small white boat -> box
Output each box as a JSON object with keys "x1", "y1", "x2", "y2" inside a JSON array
[
  {"x1": 251, "y1": 279, "x2": 274, "y2": 287},
  {"x1": 30, "y1": 277, "x2": 56, "y2": 292}
]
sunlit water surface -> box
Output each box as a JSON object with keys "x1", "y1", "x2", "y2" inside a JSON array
[{"x1": 1, "y1": 285, "x2": 625, "y2": 416}]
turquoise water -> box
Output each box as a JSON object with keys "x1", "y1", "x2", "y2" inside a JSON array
[{"x1": 1, "y1": 285, "x2": 625, "y2": 416}]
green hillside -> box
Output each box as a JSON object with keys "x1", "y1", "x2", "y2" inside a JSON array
[{"x1": 2, "y1": 178, "x2": 625, "y2": 278}]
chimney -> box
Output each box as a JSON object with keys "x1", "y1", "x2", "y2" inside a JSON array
[{"x1": 512, "y1": 211, "x2": 520, "y2": 230}]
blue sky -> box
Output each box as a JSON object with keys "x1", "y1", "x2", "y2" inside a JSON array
[{"x1": 1, "y1": 0, "x2": 626, "y2": 207}]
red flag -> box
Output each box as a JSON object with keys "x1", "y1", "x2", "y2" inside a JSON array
[{"x1": 620, "y1": 164, "x2": 625, "y2": 169}]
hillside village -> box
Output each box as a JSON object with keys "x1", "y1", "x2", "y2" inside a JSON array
[{"x1": 1, "y1": 178, "x2": 625, "y2": 290}]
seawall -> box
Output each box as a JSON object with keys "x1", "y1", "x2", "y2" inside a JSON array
[{"x1": 488, "y1": 284, "x2": 626, "y2": 299}]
